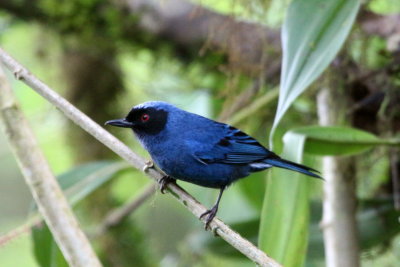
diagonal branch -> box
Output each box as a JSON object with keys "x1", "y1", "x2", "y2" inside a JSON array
[
  {"x1": 0, "y1": 47, "x2": 281, "y2": 267},
  {"x1": 0, "y1": 64, "x2": 102, "y2": 266}
]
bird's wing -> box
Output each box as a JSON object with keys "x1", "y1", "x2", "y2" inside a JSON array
[{"x1": 192, "y1": 125, "x2": 272, "y2": 165}]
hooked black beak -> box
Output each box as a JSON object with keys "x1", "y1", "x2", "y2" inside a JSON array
[{"x1": 105, "y1": 118, "x2": 134, "y2": 128}]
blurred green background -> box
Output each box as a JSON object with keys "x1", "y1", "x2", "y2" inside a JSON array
[{"x1": 1, "y1": 0, "x2": 400, "y2": 266}]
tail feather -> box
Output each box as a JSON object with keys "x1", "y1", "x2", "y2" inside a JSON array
[{"x1": 264, "y1": 158, "x2": 323, "y2": 179}]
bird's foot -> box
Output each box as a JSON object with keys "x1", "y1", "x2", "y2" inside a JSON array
[
  {"x1": 200, "y1": 206, "x2": 218, "y2": 230},
  {"x1": 159, "y1": 175, "x2": 176, "y2": 194},
  {"x1": 142, "y1": 160, "x2": 154, "y2": 172}
]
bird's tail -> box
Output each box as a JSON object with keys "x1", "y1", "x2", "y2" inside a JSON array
[{"x1": 264, "y1": 158, "x2": 322, "y2": 179}]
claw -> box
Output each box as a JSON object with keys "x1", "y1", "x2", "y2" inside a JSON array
[
  {"x1": 13, "y1": 68, "x2": 25, "y2": 80},
  {"x1": 159, "y1": 175, "x2": 176, "y2": 194},
  {"x1": 200, "y1": 187, "x2": 225, "y2": 230},
  {"x1": 142, "y1": 160, "x2": 154, "y2": 172},
  {"x1": 200, "y1": 206, "x2": 218, "y2": 230}
]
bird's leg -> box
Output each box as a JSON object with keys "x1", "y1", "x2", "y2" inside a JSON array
[
  {"x1": 159, "y1": 175, "x2": 176, "y2": 194},
  {"x1": 200, "y1": 187, "x2": 225, "y2": 230}
]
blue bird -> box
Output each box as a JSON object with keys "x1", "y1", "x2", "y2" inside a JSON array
[{"x1": 106, "y1": 101, "x2": 321, "y2": 228}]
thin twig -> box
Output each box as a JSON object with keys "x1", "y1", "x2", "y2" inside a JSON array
[
  {"x1": 0, "y1": 47, "x2": 281, "y2": 267},
  {"x1": 0, "y1": 64, "x2": 102, "y2": 267},
  {"x1": 92, "y1": 184, "x2": 156, "y2": 237},
  {"x1": 0, "y1": 217, "x2": 42, "y2": 247},
  {"x1": 218, "y1": 79, "x2": 263, "y2": 122},
  {"x1": 227, "y1": 87, "x2": 279, "y2": 125}
]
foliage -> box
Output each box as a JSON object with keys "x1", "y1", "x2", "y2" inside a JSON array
[
  {"x1": 270, "y1": 0, "x2": 360, "y2": 139},
  {"x1": 32, "y1": 224, "x2": 68, "y2": 267},
  {"x1": 38, "y1": 0, "x2": 129, "y2": 41},
  {"x1": 286, "y1": 126, "x2": 400, "y2": 156},
  {"x1": 259, "y1": 0, "x2": 360, "y2": 266}
]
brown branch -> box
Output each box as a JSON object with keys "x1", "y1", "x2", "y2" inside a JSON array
[
  {"x1": 0, "y1": 47, "x2": 281, "y2": 267},
  {"x1": 0, "y1": 0, "x2": 281, "y2": 77},
  {"x1": 119, "y1": 0, "x2": 281, "y2": 76}
]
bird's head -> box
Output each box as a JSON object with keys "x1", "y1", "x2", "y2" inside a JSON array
[{"x1": 105, "y1": 101, "x2": 170, "y2": 135}]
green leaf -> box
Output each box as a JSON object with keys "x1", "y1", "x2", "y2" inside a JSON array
[
  {"x1": 285, "y1": 126, "x2": 399, "y2": 156},
  {"x1": 259, "y1": 132, "x2": 312, "y2": 266},
  {"x1": 31, "y1": 161, "x2": 129, "y2": 211},
  {"x1": 270, "y1": 0, "x2": 360, "y2": 142},
  {"x1": 59, "y1": 161, "x2": 129, "y2": 206},
  {"x1": 32, "y1": 224, "x2": 68, "y2": 267}
]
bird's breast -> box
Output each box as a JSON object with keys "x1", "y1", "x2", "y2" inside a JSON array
[{"x1": 151, "y1": 149, "x2": 250, "y2": 188}]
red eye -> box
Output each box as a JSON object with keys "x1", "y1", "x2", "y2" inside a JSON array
[{"x1": 141, "y1": 113, "x2": 150, "y2": 122}]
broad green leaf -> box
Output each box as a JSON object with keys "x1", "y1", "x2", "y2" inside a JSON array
[
  {"x1": 263, "y1": 3, "x2": 365, "y2": 263},
  {"x1": 286, "y1": 126, "x2": 399, "y2": 156},
  {"x1": 32, "y1": 224, "x2": 68, "y2": 267},
  {"x1": 259, "y1": 132, "x2": 312, "y2": 266},
  {"x1": 270, "y1": 0, "x2": 360, "y2": 142}
]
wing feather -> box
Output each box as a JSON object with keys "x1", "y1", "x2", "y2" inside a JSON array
[{"x1": 193, "y1": 125, "x2": 272, "y2": 165}]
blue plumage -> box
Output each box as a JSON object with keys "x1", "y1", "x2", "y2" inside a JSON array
[{"x1": 106, "y1": 101, "x2": 321, "y2": 227}]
